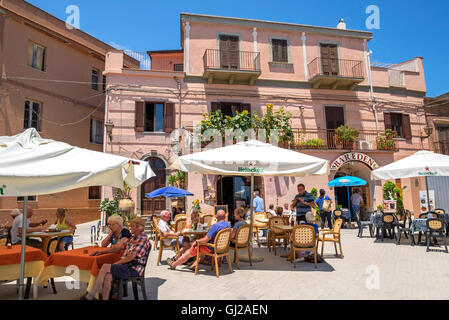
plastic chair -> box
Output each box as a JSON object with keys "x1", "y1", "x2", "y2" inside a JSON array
[
  {"x1": 426, "y1": 218, "x2": 448, "y2": 253},
  {"x1": 318, "y1": 218, "x2": 344, "y2": 258}
]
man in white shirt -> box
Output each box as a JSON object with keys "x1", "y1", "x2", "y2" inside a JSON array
[
  {"x1": 11, "y1": 207, "x2": 47, "y2": 248},
  {"x1": 158, "y1": 210, "x2": 181, "y2": 247},
  {"x1": 350, "y1": 189, "x2": 364, "y2": 220}
]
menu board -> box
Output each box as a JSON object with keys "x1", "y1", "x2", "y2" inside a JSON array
[
  {"x1": 383, "y1": 200, "x2": 397, "y2": 213},
  {"x1": 419, "y1": 190, "x2": 435, "y2": 213}
]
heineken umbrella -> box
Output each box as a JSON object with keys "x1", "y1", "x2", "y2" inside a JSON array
[
  {"x1": 176, "y1": 139, "x2": 329, "y2": 261},
  {"x1": 328, "y1": 176, "x2": 367, "y2": 221},
  {"x1": 372, "y1": 150, "x2": 449, "y2": 211},
  {"x1": 0, "y1": 128, "x2": 155, "y2": 299}
]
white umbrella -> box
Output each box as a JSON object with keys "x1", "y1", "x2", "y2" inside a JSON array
[
  {"x1": 177, "y1": 139, "x2": 329, "y2": 260},
  {"x1": 0, "y1": 128, "x2": 155, "y2": 299},
  {"x1": 372, "y1": 150, "x2": 449, "y2": 210}
]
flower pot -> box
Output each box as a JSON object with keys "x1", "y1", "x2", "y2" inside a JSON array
[{"x1": 118, "y1": 198, "x2": 135, "y2": 217}]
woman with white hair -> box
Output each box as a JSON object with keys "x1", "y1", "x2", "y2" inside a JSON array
[{"x1": 90, "y1": 215, "x2": 131, "y2": 256}]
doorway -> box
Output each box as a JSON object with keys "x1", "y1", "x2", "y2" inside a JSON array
[
  {"x1": 325, "y1": 106, "x2": 344, "y2": 148},
  {"x1": 219, "y1": 35, "x2": 240, "y2": 69},
  {"x1": 140, "y1": 157, "x2": 167, "y2": 215}
]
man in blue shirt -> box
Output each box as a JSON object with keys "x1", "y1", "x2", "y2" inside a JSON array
[
  {"x1": 252, "y1": 191, "x2": 264, "y2": 213},
  {"x1": 291, "y1": 184, "x2": 315, "y2": 224},
  {"x1": 168, "y1": 210, "x2": 230, "y2": 270},
  {"x1": 315, "y1": 189, "x2": 332, "y2": 229}
]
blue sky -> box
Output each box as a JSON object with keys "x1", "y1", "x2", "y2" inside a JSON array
[{"x1": 28, "y1": 0, "x2": 449, "y2": 96}]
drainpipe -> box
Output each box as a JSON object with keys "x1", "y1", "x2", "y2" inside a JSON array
[
  {"x1": 364, "y1": 40, "x2": 379, "y2": 135},
  {"x1": 101, "y1": 85, "x2": 109, "y2": 231}
]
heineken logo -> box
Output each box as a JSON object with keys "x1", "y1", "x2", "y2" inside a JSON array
[
  {"x1": 418, "y1": 167, "x2": 438, "y2": 176},
  {"x1": 0, "y1": 185, "x2": 5, "y2": 195},
  {"x1": 238, "y1": 167, "x2": 264, "y2": 173}
]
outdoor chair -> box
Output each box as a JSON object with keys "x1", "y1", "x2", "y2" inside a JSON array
[
  {"x1": 174, "y1": 214, "x2": 187, "y2": 223},
  {"x1": 396, "y1": 210, "x2": 413, "y2": 245},
  {"x1": 267, "y1": 216, "x2": 289, "y2": 256},
  {"x1": 381, "y1": 213, "x2": 396, "y2": 241},
  {"x1": 355, "y1": 210, "x2": 373, "y2": 238},
  {"x1": 117, "y1": 239, "x2": 151, "y2": 300},
  {"x1": 155, "y1": 222, "x2": 180, "y2": 266},
  {"x1": 195, "y1": 228, "x2": 233, "y2": 278},
  {"x1": 333, "y1": 209, "x2": 343, "y2": 224},
  {"x1": 425, "y1": 218, "x2": 448, "y2": 253},
  {"x1": 200, "y1": 214, "x2": 214, "y2": 226},
  {"x1": 253, "y1": 212, "x2": 268, "y2": 247},
  {"x1": 174, "y1": 217, "x2": 187, "y2": 233},
  {"x1": 0, "y1": 237, "x2": 7, "y2": 246},
  {"x1": 230, "y1": 224, "x2": 252, "y2": 269},
  {"x1": 152, "y1": 217, "x2": 161, "y2": 251},
  {"x1": 0, "y1": 227, "x2": 11, "y2": 246},
  {"x1": 290, "y1": 224, "x2": 318, "y2": 269},
  {"x1": 318, "y1": 218, "x2": 344, "y2": 258}
]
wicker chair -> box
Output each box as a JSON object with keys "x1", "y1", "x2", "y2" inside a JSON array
[
  {"x1": 381, "y1": 213, "x2": 396, "y2": 241},
  {"x1": 318, "y1": 218, "x2": 344, "y2": 258},
  {"x1": 426, "y1": 218, "x2": 448, "y2": 253},
  {"x1": 230, "y1": 224, "x2": 252, "y2": 269},
  {"x1": 174, "y1": 218, "x2": 187, "y2": 233},
  {"x1": 200, "y1": 214, "x2": 214, "y2": 226},
  {"x1": 252, "y1": 212, "x2": 268, "y2": 248},
  {"x1": 155, "y1": 221, "x2": 180, "y2": 266},
  {"x1": 290, "y1": 224, "x2": 318, "y2": 268},
  {"x1": 267, "y1": 216, "x2": 289, "y2": 256},
  {"x1": 152, "y1": 217, "x2": 161, "y2": 251},
  {"x1": 195, "y1": 228, "x2": 233, "y2": 278},
  {"x1": 174, "y1": 214, "x2": 187, "y2": 223},
  {"x1": 0, "y1": 237, "x2": 6, "y2": 246},
  {"x1": 0, "y1": 227, "x2": 10, "y2": 246}
]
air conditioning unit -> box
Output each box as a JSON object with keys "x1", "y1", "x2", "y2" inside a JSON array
[{"x1": 358, "y1": 140, "x2": 373, "y2": 150}]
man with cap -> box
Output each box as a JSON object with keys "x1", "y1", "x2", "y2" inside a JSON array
[{"x1": 80, "y1": 217, "x2": 151, "y2": 300}]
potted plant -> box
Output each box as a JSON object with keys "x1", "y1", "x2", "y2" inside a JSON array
[
  {"x1": 192, "y1": 198, "x2": 201, "y2": 213},
  {"x1": 168, "y1": 174, "x2": 177, "y2": 187},
  {"x1": 376, "y1": 129, "x2": 396, "y2": 151},
  {"x1": 335, "y1": 125, "x2": 360, "y2": 149},
  {"x1": 176, "y1": 171, "x2": 186, "y2": 189},
  {"x1": 114, "y1": 182, "x2": 135, "y2": 221},
  {"x1": 99, "y1": 197, "x2": 119, "y2": 225},
  {"x1": 376, "y1": 204, "x2": 383, "y2": 214},
  {"x1": 297, "y1": 138, "x2": 325, "y2": 149}
]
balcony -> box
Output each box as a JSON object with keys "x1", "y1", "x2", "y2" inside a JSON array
[
  {"x1": 434, "y1": 141, "x2": 449, "y2": 155},
  {"x1": 307, "y1": 58, "x2": 364, "y2": 90},
  {"x1": 293, "y1": 129, "x2": 398, "y2": 152},
  {"x1": 203, "y1": 49, "x2": 261, "y2": 85}
]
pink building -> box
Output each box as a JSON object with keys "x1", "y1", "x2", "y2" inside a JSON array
[{"x1": 104, "y1": 13, "x2": 429, "y2": 219}]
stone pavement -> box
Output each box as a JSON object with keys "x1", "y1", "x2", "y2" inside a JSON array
[{"x1": 1, "y1": 222, "x2": 449, "y2": 300}]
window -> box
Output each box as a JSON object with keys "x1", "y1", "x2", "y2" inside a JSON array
[
  {"x1": 91, "y1": 69, "x2": 99, "y2": 91},
  {"x1": 102, "y1": 75, "x2": 106, "y2": 93},
  {"x1": 27, "y1": 41, "x2": 46, "y2": 71},
  {"x1": 384, "y1": 112, "x2": 411, "y2": 139},
  {"x1": 23, "y1": 100, "x2": 41, "y2": 131},
  {"x1": 17, "y1": 196, "x2": 36, "y2": 201},
  {"x1": 271, "y1": 38, "x2": 288, "y2": 63},
  {"x1": 173, "y1": 64, "x2": 184, "y2": 72},
  {"x1": 90, "y1": 118, "x2": 103, "y2": 144},
  {"x1": 211, "y1": 102, "x2": 251, "y2": 117},
  {"x1": 135, "y1": 102, "x2": 174, "y2": 133},
  {"x1": 88, "y1": 186, "x2": 101, "y2": 200},
  {"x1": 145, "y1": 103, "x2": 164, "y2": 132}
]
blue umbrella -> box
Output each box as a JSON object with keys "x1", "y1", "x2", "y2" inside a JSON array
[
  {"x1": 145, "y1": 186, "x2": 193, "y2": 198},
  {"x1": 328, "y1": 176, "x2": 367, "y2": 221}
]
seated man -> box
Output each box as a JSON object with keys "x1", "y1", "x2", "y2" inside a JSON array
[
  {"x1": 158, "y1": 210, "x2": 182, "y2": 248},
  {"x1": 11, "y1": 207, "x2": 47, "y2": 249},
  {"x1": 80, "y1": 217, "x2": 151, "y2": 300},
  {"x1": 230, "y1": 207, "x2": 247, "y2": 247},
  {"x1": 167, "y1": 210, "x2": 230, "y2": 270}
]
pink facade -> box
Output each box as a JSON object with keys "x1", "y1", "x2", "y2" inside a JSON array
[{"x1": 104, "y1": 13, "x2": 428, "y2": 218}]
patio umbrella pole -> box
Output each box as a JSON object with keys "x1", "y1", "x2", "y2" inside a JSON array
[
  {"x1": 347, "y1": 186, "x2": 351, "y2": 223},
  {"x1": 18, "y1": 196, "x2": 28, "y2": 300},
  {"x1": 425, "y1": 176, "x2": 430, "y2": 212}
]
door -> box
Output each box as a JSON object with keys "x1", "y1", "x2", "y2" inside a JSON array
[
  {"x1": 325, "y1": 106, "x2": 345, "y2": 148},
  {"x1": 320, "y1": 44, "x2": 339, "y2": 76},
  {"x1": 219, "y1": 35, "x2": 239, "y2": 69},
  {"x1": 141, "y1": 157, "x2": 166, "y2": 215}
]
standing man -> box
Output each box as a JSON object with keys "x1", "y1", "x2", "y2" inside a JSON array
[
  {"x1": 291, "y1": 184, "x2": 315, "y2": 224},
  {"x1": 252, "y1": 190, "x2": 266, "y2": 237},
  {"x1": 351, "y1": 189, "x2": 364, "y2": 219},
  {"x1": 315, "y1": 189, "x2": 332, "y2": 229}
]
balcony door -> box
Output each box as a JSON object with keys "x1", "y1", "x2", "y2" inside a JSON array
[
  {"x1": 320, "y1": 44, "x2": 339, "y2": 76},
  {"x1": 219, "y1": 35, "x2": 239, "y2": 70},
  {"x1": 325, "y1": 106, "x2": 345, "y2": 148}
]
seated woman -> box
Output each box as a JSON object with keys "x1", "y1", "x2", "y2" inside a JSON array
[
  {"x1": 80, "y1": 217, "x2": 151, "y2": 300},
  {"x1": 171, "y1": 208, "x2": 204, "y2": 264},
  {"x1": 90, "y1": 215, "x2": 131, "y2": 256},
  {"x1": 54, "y1": 208, "x2": 77, "y2": 251},
  {"x1": 230, "y1": 207, "x2": 247, "y2": 247}
]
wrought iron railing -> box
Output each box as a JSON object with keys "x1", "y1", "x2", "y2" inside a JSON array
[
  {"x1": 308, "y1": 57, "x2": 364, "y2": 79},
  {"x1": 203, "y1": 49, "x2": 260, "y2": 72}
]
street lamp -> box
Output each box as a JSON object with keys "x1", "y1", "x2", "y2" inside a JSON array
[
  {"x1": 421, "y1": 125, "x2": 433, "y2": 140},
  {"x1": 105, "y1": 120, "x2": 114, "y2": 141}
]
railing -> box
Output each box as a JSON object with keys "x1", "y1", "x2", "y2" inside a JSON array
[
  {"x1": 434, "y1": 141, "x2": 449, "y2": 155},
  {"x1": 294, "y1": 129, "x2": 398, "y2": 151},
  {"x1": 308, "y1": 57, "x2": 364, "y2": 79},
  {"x1": 203, "y1": 49, "x2": 260, "y2": 72}
]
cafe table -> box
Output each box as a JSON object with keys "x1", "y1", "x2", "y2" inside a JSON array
[
  {"x1": 36, "y1": 246, "x2": 123, "y2": 295},
  {"x1": 273, "y1": 225, "x2": 294, "y2": 259},
  {"x1": 181, "y1": 228, "x2": 209, "y2": 238},
  {"x1": 0, "y1": 245, "x2": 47, "y2": 298},
  {"x1": 26, "y1": 230, "x2": 74, "y2": 255}
]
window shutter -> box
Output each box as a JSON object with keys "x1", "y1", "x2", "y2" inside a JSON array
[
  {"x1": 383, "y1": 112, "x2": 392, "y2": 130},
  {"x1": 402, "y1": 114, "x2": 412, "y2": 139},
  {"x1": 211, "y1": 102, "x2": 221, "y2": 113},
  {"x1": 135, "y1": 101, "x2": 145, "y2": 132},
  {"x1": 164, "y1": 103, "x2": 175, "y2": 133},
  {"x1": 272, "y1": 39, "x2": 287, "y2": 62}
]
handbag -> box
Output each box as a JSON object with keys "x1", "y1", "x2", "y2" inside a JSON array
[{"x1": 322, "y1": 199, "x2": 332, "y2": 212}]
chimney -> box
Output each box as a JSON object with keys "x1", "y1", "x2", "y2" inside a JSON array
[{"x1": 337, "y1": 18, "x2": 346, "y2": 30}]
